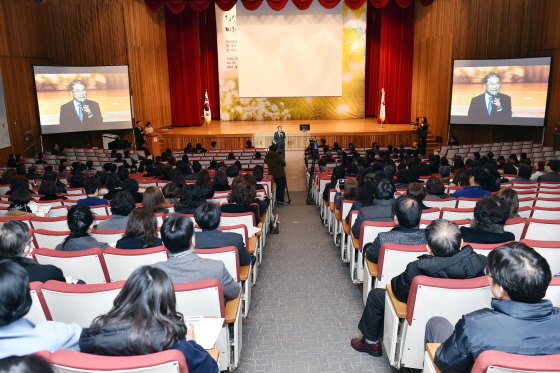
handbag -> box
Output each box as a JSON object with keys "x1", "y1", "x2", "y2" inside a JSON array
[{"x1": 269, "y1": 214, "x2": 279, "y2": 234}]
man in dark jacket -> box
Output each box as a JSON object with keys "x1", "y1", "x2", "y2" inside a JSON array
[
  {"x1": 265, "y1": 144, "x2": 287, "y2": 205},
  {"x1": 352, "y1": 180, "x2": 395, "y2": 239},
  {"x1": 365, "y1": 196, "x2": 427, "y2": 263},
  {"x1": 350, "y1": 219, "x2": 487, "y2": 356},
  {"x1": 427, "y1": 242, "x2": 560, "y2": 373},
  {"x1": 0, "y1": 220, "x2": 65, "y2": 283},
  {"x1": 194, "y1": 203, "x2": 253, "y2": 266}
]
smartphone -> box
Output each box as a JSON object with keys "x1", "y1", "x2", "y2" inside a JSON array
[{"x1": 338, "y1": 178, "x2": 347, "y2": 190}]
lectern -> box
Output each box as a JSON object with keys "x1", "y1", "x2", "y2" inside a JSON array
[{"x1": 146, "y1": 133, "x2": 160, "y2": 157}]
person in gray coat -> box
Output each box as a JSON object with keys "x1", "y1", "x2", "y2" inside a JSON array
[
  {"x1": 152, "y1": 214, "x2": 241, "y2": 301},
  {"x1": 56, "y1": 205, "x2": 109, "y2": 251},
  {"x1": 352, "y1": 180, "x2": 395, "y2": 239}
]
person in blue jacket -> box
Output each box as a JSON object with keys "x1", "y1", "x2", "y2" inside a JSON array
[{"x1": 79, "y1": 265, "x2": 218, "y2": 373}]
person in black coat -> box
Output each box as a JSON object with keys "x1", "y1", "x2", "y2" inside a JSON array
[
  {"x1": 460, "y1": 195, "x2": 515, "y2": 244},
  {"x1": 115, "y1": 208, "x2": 163, "y2": 250},
  {"x1": 194, "y1": 203, "x2": 253, "y2": 266},
  {"x1": 429, "y1": 242, "x2": 560, "y2": 373},
  {"x1": 350, "y1": 219, "x2": 487, "y2": 357},
  {"x1": 0, "y1": 220, "x2": 65, "y2": 283}
]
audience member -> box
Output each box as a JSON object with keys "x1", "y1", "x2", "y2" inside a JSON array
[
  {"x1": 79, "y1": 265, "x2": 218, "y2": 373},
  {"x1": 425, "y1": 177, "x2": 450, "y2": 199},
  {"x1": 152, "y1": 214, "x2": 241, "y2": 300},
  {"x1": 57, "y1": 205, "x2": 109, "y2": 251},
  {"x1": 213, "y1": 170, "x2": 231, "y2": 192},
  {"x1": 438, "y1": 166, "x2": 451, "y2": 183},
  {"x1": 122, "y1": 178, "x2": 143, "y2": 203},
  {"x1": 351, "y1": 219, "x2": 487, "y2": 356},
  {"x1": 460, "y1": 195, "x2": 515, "y2": 244},
  {"x1": 23, "y1": 166, "x2": 41, "y2": 180},
  {"x1": 335, "y1": 178, "x2": 358, "y2": 210},
  {"x1": 406, "y1": 183, "x2": 429, "y2": 210},
  {"x1": 196, "y1": 169, "x2": 214, "y2": 199},
  {"x1": 530, "y1": 161, "x2": 546, "y2": 181},
  {"x1": 0, "y1": 260, "x2": 81, "y2": 358},
  {"x1": 0, "y1": 355, "x2": 56, "y2": 373},
  {"x1": 162, "y1": 182, "x2": 181, "y2": 204},
  {"x1": 352, "y1": 180, "x2": 395, "y2": 239},
  {"x1": 115, "y1": 207, "x2": 162, "y2": 249},
  {"x1": 97, "y1": 191, "x2": 136, "y2": 230},
  {"x1": 365, "y1": 195, "x2": 427, "y2": 263},
  {"x1": 6, "y1": 189, "x2": 35, "y2": 217},
  {"x1": 194, "y1": 203, "x2": 253, "y2": 266},
  {"x1": 221, "y1": 181, "x2": 260, "y2": 223},
  {"x1": 537, "y1": 160, "x2": 560, "y2": 182},
  {"x1": 174, "y1": 185, "x2": 206, "y2": 215},
  {"x1": 78, "y1": 178, "x2": 108, "y2": 207},
  {"x1": 142, "y1": 186, "x2": 169, "y2": 214},
  {"x1": 427, "y1": 242, "x2": 560, "y2": 372},
  {"x1": 0, "y1": 221, "x2": 65, "y2": 282},
  {"x1": 496, "y1": 188, "x2": 519, "y2": 219},
  {"x1": 451, "y1": 168, "x2": 491, "y2": 198},
  {"x1": 38, "y1": 180, "x2": 66, "y2": 201},
  {"x1": 102, "y1": 176, "x2": 123, "y2": 200},
  {"x1": 265, "y1": 144, "x2": 287, "y2": 205}
]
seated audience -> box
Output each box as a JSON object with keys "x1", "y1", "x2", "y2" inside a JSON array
[
  {"x1": 352, "y1": 180, "x2": 395, "y2": 239},
  {"x1": 79, "y1": 265, "x2": 218, "y2": 373},
  {"x1": 97, "y1": 191, "x2": 136, "y2": 230},
  {"x1": 351, "y1": 219, "x2": 487, "y2": 356},
  {"x1": 102, "y1": 176, "x2": 123, "y2": 201},
  {"x1": 174, "y1": 185, "x2": 206, "y2": 215},
  {"x1": 438, "y1": 166, "x2": 451, "y2": 184},
  {"x1": 530, "y1": 161, "x2": 546, "y2": 181},
  {"x1": 23, "y1": 166, "x2": 41, "y2": 180},
  {"x1": 162, "y1": 182, "x2": 181, "y2": 204},
  {"x1": 37, "y1": 180, "x2": 67, "y2": 201},
  {"x1": 346, "y1": 179, "x2": 376, "y2": 224},
  {"x1": 57, "y1": 205, "x2": 109, "y2": 251},
  {"x1": 185, "y1": 161, "x2": 202, "y2": 181},
  {"x1": 447, "y1": 136, "x2": 459, "y2": 146},
  {"x1": 496, "y1": 188, "x2": 519, "y2": 219},
  {"x1": 427, "y1": 242, "x2": 560, "y2": 373},
  {"x1": 425, "y1": 176, "x2": 450, "y2": 199},
  {"x1": 0, "y1": 355, "x2": 56, "y2": 373},
  {"x1": 335, "y1": 178, "x2": 358, "y2": 211},
  {"x1": 194, "y1": 203, "x2": 253, "y2": 266},
  {"x1": 0, "y1": 221, "x2": 65, "y2": 282},
  {"x1": 221, "y1": 181, "x2": 260, "y2": 224},
  {"x1": 213, "y1": 170, "x2": 231, "y2": 192},
  {"x1": 78, "y1": 178, "x2": 108, "y2": 207},
  {"x1": 6, "y1": 189, "x2": 35, "y2": 217},
  {"x1": 509, "y1": 164, "x2": 532, "y2": 182},
  {"x1": 0, "y1": 260, "x2": 81, "y2": 358},
  {"x1": 115, "y1": 207, "x2": 162, "y2": 249},
  {"x1": 142, "y1": 186, "x2": 169, "y2": 214},
  {"x1": 537, "y1": 160, "x2": 560, "y2": 182},
  {"x1": 451, "y1": 168, "x2": 491, "y2": 198},
  {"x1": 196, "y1": 169, "x2": 214, "y2": 199},
  {"x1": 322, "y1": 166, "x2": 346, "y2": 202},
  {"x1": 406, "y1": 183, "x2": 430, "y2": 210},
  {"x1": 122, "y1": 178, "x2": 143, "y2": 203},
  {"x1": 152, "y1": 214, "x2": 241, "y2": 300},
  {"x1": 365, "y1": 195, "x2": 427, "y2": 263},
  {"x1": 460, "y1": 195, "x2": 515, "y2": 244}
]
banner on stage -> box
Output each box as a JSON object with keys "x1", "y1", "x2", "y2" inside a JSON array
[{"x1": 215, "y1": 2, "x2": 366, "y2": 121}]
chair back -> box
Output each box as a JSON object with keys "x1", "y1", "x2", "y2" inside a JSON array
[
  {"x1": 195, "y1": 246, "x2": 240, "y2": 282},
  {"x1": 456, "y1": 197, "x2": 480, "y2": 208},
  {"x1": 26, "y1": 282, "x2": 49, "y2": 323},
  {"x1": 102, "y1": 246, "x2": 169, "y2": 282},
  {"x1": 174, "y1": 279, "x2": 225, "y2": 318},
  {"x1": 423, "y1": 198, "x2": 457, "y2": 209},
  {"x1": 30, "y1": 216, "x2": 69, "y2": 231},
  {"x1": 360, "y1": 221, "x2": 395, "y2": 252},
  {"x1": 522, "y1": 219, "x2": 560, "y2": 241},
  {"x1": 421, "y1": 207, "x2": 440, "y2": 221},
  {"x1": 440, "y1": 207, "x2": 474, "y2": 221},
  {"x1": 91, "y1": 229, "x2": 125, "y2": 246},
  {"x1": 32, "y1": 229, "x2": 70, "y2": 249},
  {"x1": 47, "y1": 349, "x2": 188, "y2": 373},
  {"x1": 520, "y1": 239, "x2": 560, "y2": 275},
  {"x1": 33, "y1": 247, "x2": 108, "y2": 284},
  {"x1": 40, "y1": 280, "x2": 125, "y2": 327},
  {"x1": 471, "y1": 350, "x2": 560, "y2": 373},
  {"x1": 376, "y1": 243, "x2": 426, "y2": 289}
]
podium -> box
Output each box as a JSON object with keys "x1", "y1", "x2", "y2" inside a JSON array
[{"x1": 145, "y1": 133, "x2": 160, "y2": 157}]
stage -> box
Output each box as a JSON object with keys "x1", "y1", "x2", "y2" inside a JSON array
[{"x1": 159, "y1": 118, "x2": 417, "y2": 150}]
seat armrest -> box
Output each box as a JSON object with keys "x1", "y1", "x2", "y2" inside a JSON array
[
  {"x1": 352, "y1": 235, "x2": 360, "y2": 250},
  {"x1": 342, "y1": 219, "x2": 350, "y2": 234},
  {"x1": 247, "y1": 235, "x2": 257, "y2": 254},
  {"x1": 386, "y1": 284, "x2": 407, "y2": 318},
  {"x1": 426, "y1": 343, "x2": 442, "y2": 373},
  {"x1": 240, "y1": 265, "x2": 250, "y2": 281},
  {"x1": 365, "y1": 258, "x2": 378, "y2": 277},
  {"x1": 225, "y1": 292, "x2": 242, "y2": 323}
]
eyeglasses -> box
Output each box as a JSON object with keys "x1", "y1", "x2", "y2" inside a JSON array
[
  {"x1": 486, "y1": 82, "x2": 501, "y2": 87},
  {"x1": 484, "y1": 266, "x2": 492, "y2": 277},
  {"x1": 72, "y1": 89, "x2": 87, "y2": 93}
]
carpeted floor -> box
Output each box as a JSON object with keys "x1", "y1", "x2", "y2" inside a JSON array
[{"x1": 236, "y1": 191, "x2": 394, "y2": 373}]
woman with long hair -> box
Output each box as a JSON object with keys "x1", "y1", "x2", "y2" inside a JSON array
[
  {"x1": 221, "y1": 181, "x2": 259, "y2": 223},
  {"x1": 196, "y1": 169, "x2": 214, "y2": 199},
  {"x1": 335, "y1": 178, "x2": 358, "y2": 211},
  {"x1": 79, "y1": 266, "x2": 218, "y2": 373},
  {"x1": 496, "y1": 187, "x2": 519, "y2": 219},
  {"x1": 142, "y1": 186, "x2": 169, "y2": 214},
  {"x1": 162, "y1": 182, "x2": 181, "y2": 204},
  {"x1": 213, "y1": 170, "x2": 231, "y2": 192},
  {"x1": 38, "y1": 180, "x2": 67, "y2": 201},
  {"x1": 115, "y1": 207, "x2": 162, "y2": 249},
  {"x1": 56, "y1": 205, "x2": 109, "y2": 251}
]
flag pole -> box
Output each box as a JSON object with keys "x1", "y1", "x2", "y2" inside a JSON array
[
  {"x1": 203, "y1": 89, "x2": 212, "y2": 128},
  {"x1": 378, "y1": 88, "x2": 388, "y2": 127}
]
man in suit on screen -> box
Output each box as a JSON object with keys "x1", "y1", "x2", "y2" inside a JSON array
[
  {"x1": 59, "y1": 79, "x2": 103, "y2": 127},
  {"x1": 467, "y1": 72, "x2": 512, "y2": 124}
]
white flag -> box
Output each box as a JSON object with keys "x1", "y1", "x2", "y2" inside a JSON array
[
  {"x1": 203, "y1": 90, "x2": 211, "y2": 124},
  {"x1": 379, "y1": 88, "x2": 386, "y2": 123}
]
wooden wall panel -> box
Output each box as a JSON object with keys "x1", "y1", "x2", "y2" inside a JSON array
[
  {"x1": 0, "y1": 0, "x2": 171, "y2": 164},
  {"x1": 412, "y1": 0, "x2": 560, "y2": 147}
]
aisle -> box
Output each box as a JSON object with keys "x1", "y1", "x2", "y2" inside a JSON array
[{"x1": 237, "y1": 191, "x2": 393, "y2": 373}]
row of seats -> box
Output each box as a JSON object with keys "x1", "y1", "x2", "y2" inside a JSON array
[{"x1": 307, "y1": 151, "x2": 560, "y2": 371}]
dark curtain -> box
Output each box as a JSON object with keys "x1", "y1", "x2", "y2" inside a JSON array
[
  {"x1": 165, "y1": 7, "x2": 203, "y2": 126},
  {"x1": 199, "y1": 5, "x2": 221, "y2": 121},
  {"x1": 366, "y1": 0, "x2": 413, "y2": 123}
]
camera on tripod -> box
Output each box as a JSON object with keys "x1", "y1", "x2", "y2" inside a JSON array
[{"x1": 309, "y1": 138, "x2": 319, "y2": 157}]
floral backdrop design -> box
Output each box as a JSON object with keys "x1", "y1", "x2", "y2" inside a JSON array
[{"x1": 217, "y1": 3, "x2": 366, "y2": 121}]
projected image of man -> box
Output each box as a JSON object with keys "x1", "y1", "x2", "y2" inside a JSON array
[
  {"x1": 467, "y1": 72, "x2": 512, "y2": 124},
  {"x1": 59, "y1": 79, "x2": 103, "y2": 127}
]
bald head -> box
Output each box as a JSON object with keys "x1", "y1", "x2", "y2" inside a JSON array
[{"x1": 425, "y1": 219, "x2": 462, "y2": 257}]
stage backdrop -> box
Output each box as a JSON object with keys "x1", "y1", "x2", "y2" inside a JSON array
[
  {"x1": 216, "y1": 1, "x2": 366, "y2": 121},
  {"x1": 0, "y1": 72, "x2": 11, "y2": 150}
]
